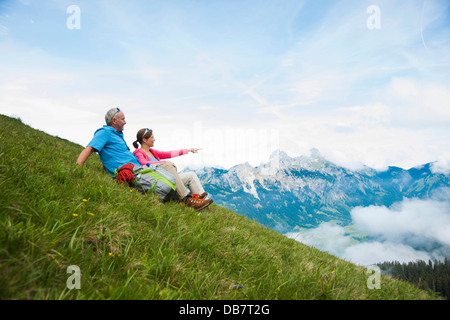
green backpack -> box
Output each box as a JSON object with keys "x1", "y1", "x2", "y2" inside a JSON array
[{"x1": 115, "y1": 163, "x2": 177, "y2": 202}]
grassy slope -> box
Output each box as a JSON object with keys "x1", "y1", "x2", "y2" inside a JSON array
[{"x1": 0, "y1": 114, "x2": 438, "y2": 300}]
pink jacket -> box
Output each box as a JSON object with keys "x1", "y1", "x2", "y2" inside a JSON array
[{"x1": 133, "y1": 148, "x2": 188, "y2": 166}]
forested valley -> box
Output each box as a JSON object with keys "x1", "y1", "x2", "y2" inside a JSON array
[{"x1": 378, "y1": 259, "x2": 450, "y2": 299}]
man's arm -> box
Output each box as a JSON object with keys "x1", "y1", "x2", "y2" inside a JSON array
[{"x1": 76, "y1": 146, "x2": 95, "y2": 165}]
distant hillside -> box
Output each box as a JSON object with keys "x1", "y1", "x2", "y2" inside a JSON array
[
  {"x1": 0, "y1": 114, "x2": 439, "y2": 301},
  {"x1": 192, "y1": 149, "x2": 450, "y2": 232}
]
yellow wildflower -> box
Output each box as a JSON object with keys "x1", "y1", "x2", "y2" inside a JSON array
[
  {"x1": 82, "y1": 199, "x2": 88, "y2": 202},
  {"x1": 72, "y1": 214, "x2": 78, "y2": 217}
]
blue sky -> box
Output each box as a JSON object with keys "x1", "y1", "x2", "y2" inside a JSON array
[{"x1": 1, "y1": 0, "x2": 450, "y2": 171}]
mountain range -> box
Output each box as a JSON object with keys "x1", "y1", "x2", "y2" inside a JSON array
[{"x1": 190, "y1": 149, "x2": 450, "y2": 233}]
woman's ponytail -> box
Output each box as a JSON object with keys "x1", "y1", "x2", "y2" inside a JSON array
[{"x1": 133, "y1": 128, "x2": 152, "y2": 149}]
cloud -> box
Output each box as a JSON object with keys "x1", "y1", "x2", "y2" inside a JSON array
[
  {"x1": 286, "y1": 223, "x2": 357, "y2": 257},
  {"x1": 342, "y1": 241, "x2": 433, "y2": 266},
  {"x1": 271, "y1": 101, "x2": 450, "y2": 172},
  {"x1": 286, "y1": 188, "x2": 450, "y2": 266},
  {"x1": 0, "y1": 23, "x2": 7, "y2": 36},
  {"x1": 432, "y1": 153, "x2": 450, "y2": 175},
  {"x1": 285, "y1": 224, "x2": 436, "y2": 266},
  {"x1": 290, "y1": 79, "x2": 324, "y2": 106},
  {"x1": 351, "y1": 196, "x2": 450, "y2": 246},
  {"x1": 384, "y1": 78, "x2": 450, "y2": 128}
]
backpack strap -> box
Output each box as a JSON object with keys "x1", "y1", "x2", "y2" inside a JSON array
[{"x1": 139, "y1": 168, "x2": 176, "y2": 191}]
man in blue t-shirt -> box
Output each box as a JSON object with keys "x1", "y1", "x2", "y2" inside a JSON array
[{"x1": 76, "y1": 108, "x2": 141, "y2": 176}]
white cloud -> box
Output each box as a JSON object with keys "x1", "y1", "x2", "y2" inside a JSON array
[
  {"x1": 272, "y1": 104, "x2": 449, "y2": 172},
  {"x1": 286, "y1": 223, "x2": 357, "y2": 257},
  {"x1": 342, "y1": 241, "x2": 432, "y2": 266},
  {"x1": 290, "y1": 79, "x2": 324, "y2": 106},
  {"x1": 0, "y1": 23, "x2": 7, "y2": 36},
  {"x1": 285, "y1": 224, "x2": 435, "y2": 266},
  {"x1": 336, "y1": 103, "x2": 391, "y2": 125},
  {"x1": 351, "y1": 195, "x2": 450, "y2": 246},
  {"x1": 286, "y1": 189, "x2": 450, "y2": 266},
  {"x1": 385, "y1": 78, "x2": 450, "y2": 127}
]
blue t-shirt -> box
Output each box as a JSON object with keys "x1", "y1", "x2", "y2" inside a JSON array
[{"x1": 87, "y1": 125, "x2": 140, "y2": 177}]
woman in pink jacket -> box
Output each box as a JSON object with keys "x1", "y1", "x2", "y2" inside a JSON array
[{"x1": 133, "y1": 128, "x2": 212, "y2": 211}]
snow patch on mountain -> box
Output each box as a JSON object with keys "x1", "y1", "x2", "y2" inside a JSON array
[{"x1": 229, "y1": 162, "x2": 260, "y2": 200}]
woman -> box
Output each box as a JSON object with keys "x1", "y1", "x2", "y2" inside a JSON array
[{"x1": 133, "y1": 128, "x2": 212, "y2": 211}]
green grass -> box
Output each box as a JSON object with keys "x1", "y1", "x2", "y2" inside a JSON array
[{"x1": 0, "y1": 114, "x2": 440, "y2": 300}]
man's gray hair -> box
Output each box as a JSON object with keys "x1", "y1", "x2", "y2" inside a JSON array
[{"x1": 105, "y1": 107, "x2": 121, "y2": 126}]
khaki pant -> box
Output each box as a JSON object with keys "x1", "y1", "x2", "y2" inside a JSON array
[{"x1": 157, "y1": 162, "x2": 205, "y2": 200}]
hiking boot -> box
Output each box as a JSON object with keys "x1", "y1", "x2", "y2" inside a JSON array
[
  {"x1": 192, "y1": 192, "x2": 208, "y2": 200},
  {"x1": 185, "y1": 196, "x2": 212, "y2": 211}
]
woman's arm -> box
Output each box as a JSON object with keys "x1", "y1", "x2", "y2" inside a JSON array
[{"x1": 151, "y1": 149, "x2": 189, "y2": 160}]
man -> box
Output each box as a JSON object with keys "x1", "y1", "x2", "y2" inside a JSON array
[
  {"x1": 76, "y1": 108, "x2": 140, "y2": 176},
  {"x1": 76, "y1": 108, "x2": 212, "y2": 211}
]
